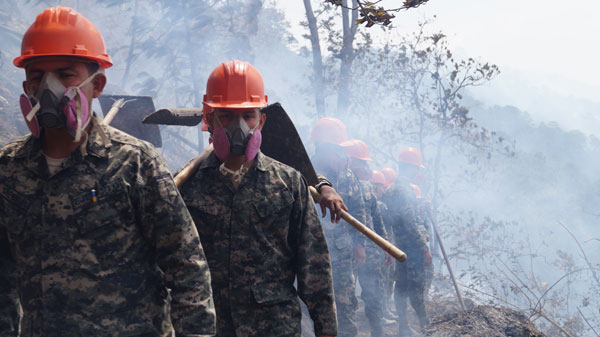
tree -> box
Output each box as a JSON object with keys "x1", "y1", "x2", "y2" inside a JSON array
[
  {"x1": 302, "y1": 0, "x2": 368, "y2": 117},
  {"x1": 324, "y1": 0, "x2": 430, "y2": 27}
]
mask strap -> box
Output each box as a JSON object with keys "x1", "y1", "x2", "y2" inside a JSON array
[
  {"x1": 26, "y1": 101, "x2": 40, "y2": 122},
  {"x1": 76, "y1": 70, "x2": 101, "y2": 90},
  {"x1": 93, "y1": 114, "x2": 111, "y2": 147},
  {"x1": 74, "y1": 94, "x2": 84, "y2": 142},
  {"x1": 78, "y1": 129, "x2": 89, "y2": 157},
  {"x1": 22, "y1": 84, "x2": 40, "y2": 122},
  {"x1": 219, "y1": 162, "x2": 249, "y2": 184},
  {"x1": 71, "y1": 71, "x2": 101, "y2": 142}
]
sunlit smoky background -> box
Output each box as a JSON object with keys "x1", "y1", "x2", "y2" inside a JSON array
[{"x1": 1, "y1": 1, "x2": 598, "y2": 335}]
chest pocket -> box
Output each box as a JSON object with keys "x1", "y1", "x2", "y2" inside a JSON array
[
  {"x1": 1, "y1": 188, "x2": 38, "y2": 239},
  {"x1": 71, "y1": 179, "x2": 134, "y2": 235},
  {"x1": 185, "y1": 194, "x2": 232, "y2": 239},
  {"x1": 252, "y1": 188, "x2": 294, "y2": 219},
  {"x1": 2, "y1": 199, "x2": 29, "y2": 237},
  {"x1": 251, "y1": 188, "x2": 294, "y2": 238}
]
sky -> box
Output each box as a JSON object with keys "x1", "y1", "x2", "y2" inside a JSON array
[{"x1": 276, "y1": 0, "x2": 600, "y2": 136}]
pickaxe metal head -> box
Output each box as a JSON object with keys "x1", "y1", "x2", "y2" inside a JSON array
[{"x1": 142, "y1": 108, "x2": 203, "y2": 126}]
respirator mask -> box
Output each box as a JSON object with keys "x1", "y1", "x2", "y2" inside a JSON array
[
  {"x1": 210, "y1": 112, "x2": 262, "y2": 162},
  {"x1": 20, "y1": 70, "x2": 100, "y2": 142},
  {"x1": 353, "y1": 165, "x2": 373, "y2": 181}
]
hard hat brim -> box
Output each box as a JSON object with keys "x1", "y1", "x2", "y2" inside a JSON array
[
  {"x1": 204, "y1": 102, "x2": 267, "y2": 110},
  {"x1": 14, "y1": 53, "x2": 113, "y2": 69}
]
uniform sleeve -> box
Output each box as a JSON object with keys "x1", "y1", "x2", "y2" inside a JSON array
[
  {"x1": 137, "y1": 152, "x2": 216, "y2": 336},
  {"x1": 316, "y1": 174, "x2": 332, "y2": 188},
  {"x1": 383, "y1": 185, "x2": 428, "y2": 253},
  {"x1": 0, "y1": 228, "x2": 20, "y2": 337},
  {"x1": 371, "y1": 195, "x2": 388, "y2": 240},
  {"x1": 292, "y1": 175, "x2": 338, "y2": 336},
  {"x1": 343, "y1": 175, "x2": 368, "y2": 247}
]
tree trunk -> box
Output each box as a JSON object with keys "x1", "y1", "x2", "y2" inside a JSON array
[
  {"x1": 303, "y1": 0, "x2": 326, "y2": 117},
  {"x1": 120, "y1": 0, "x2": 139, "y2": 91},
  {"x1": 336, "y1": 0, "x2": 358, "y2": 116},
  {"x1": 431, "y1": 129, "x2": 444, "y2": 214},
  {"x1": 183, "y1": 8, "x2": 204, "y2": 150}
]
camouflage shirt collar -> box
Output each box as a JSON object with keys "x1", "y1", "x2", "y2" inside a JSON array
[{"x1": 86, "y1": 116, "x2": 112, "y2": 158}]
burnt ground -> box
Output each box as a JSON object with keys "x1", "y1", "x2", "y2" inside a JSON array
[
  {"x1": 420, "y1": 305, "x2": 546, "y2": 337},
  {"x1": 302, "y1": 296, "x2": 546, "y2": 337}
]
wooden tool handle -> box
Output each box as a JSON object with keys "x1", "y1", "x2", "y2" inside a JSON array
[
  {"x1": 103, "y1": 98, "x2": 125, "y2": 125},
  {"x1": 309, "y1": 186, "x2": 407, "y2": 263},
  {"x1": 174, "y1": 144, "x2": 214, "y2": 188}
]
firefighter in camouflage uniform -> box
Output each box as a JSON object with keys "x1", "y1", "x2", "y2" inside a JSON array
[
  {"x1": 370, "y1": 169, "x2": 397, "y2": 320},
  {"x1": 342, "y1": 139, "x2": 392, "y2": 337},
  {"x1": 311, "y1": 118, "x2": 369, "y2": 337},
  {"x1": 383, "y1": 147, "x2": 432, "y2": 336},
  {"x1": 179, "y1": 60, "x2": 337, "y2": 337},
  {"x1": 0, "y1": 7, "x2": 215, "y2": 336}
]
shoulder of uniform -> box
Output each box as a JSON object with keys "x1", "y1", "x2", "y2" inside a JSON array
[
  {"x1": 106, "y1": 125, "x2": 159, "y2": 159},
  {"x1": 0, "y1": 134, "x2": 33, "y2": 158},
  {"x1": 259, "y1": 154, "x2": 306, "y2": 191},
  {"x1": 360, "y1": 180, "x2": 373, "y2": 190},
  {"x1": 265, "y1": 155, "x2": 302, "y2": 178}
]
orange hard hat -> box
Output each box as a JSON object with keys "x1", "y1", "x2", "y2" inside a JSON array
[
  {"x1": 202, "y1": 60, "x2": 268, "y2": 114},
  {"x1": 14, "y1": 6, "x2": 112, "y2": 68},
  {"x1": 310, "y1": 117, "x2": 348, "y2": 145},
  {"x1": 380, "y1": 167, "x2": 397, "y2": 188},
  {"x1": 398, "y1": 147, "x2": 425, "y2": 168},
  {"x1": 410, "y1": 184, "x2": 422, "y2": 199},
  {"x1": 370, "y1": 170, "x2": 386, "y2": 185},
  {"x1": 341, "y1": 139, "x2": 373, "y2": 161}
]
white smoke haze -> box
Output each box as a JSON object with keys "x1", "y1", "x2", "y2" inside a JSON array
[{"x1": 1, "y1": 1, "x2": 598, "y2": 336}]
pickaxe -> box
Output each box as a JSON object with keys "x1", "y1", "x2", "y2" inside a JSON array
[
  {"x1": 98, "y1": 94, "x2": 162, "y2": 147},
  {"x1": 143, "y1": 103, "x2": 407, "y2": 263}
]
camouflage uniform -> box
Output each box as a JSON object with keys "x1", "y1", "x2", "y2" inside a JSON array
[
  {"x1": 0, "y1": 120, "x2": 216, "y2": 337},
  {"x1": 317, "y1": 166, "x2": 367, "y2": 337},
  {"x1": 356, "y1": 181, "x2": 388, "y2": 337},
  {"x1": 382, "y1": 177, "x2": 430, "y2": 332},
  {"x1": 415, "y1": 200, "x2": 434, "y2": 297},
  {"x1": 180, "y1": 151, "x2": 337, "y2": 337},
  {"x1": 0, "y1": 251, "x2": 20, "y2": 336},
  {"x1": 377, "y1": 200, "x2": 396, "y2": 316}
]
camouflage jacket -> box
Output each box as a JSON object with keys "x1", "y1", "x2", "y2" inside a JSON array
[
  {"x1": 359, "y1": 180, "x2": 388, "y2": 245},
  {"x1": 180, "y1": 152, "x2": 337, "y2": 337},
  {"x1": 382, "y1": 177, "x2": 428, "y2": 263},
  {"x1": 376, "y1": 200, "x2": 394, "y2": 240},
  {"x1": 316, "y1": 166, "x2": 368, "y2": 248},
  {"x1": 416, "y1": 199, "x2": 433, "y2": 242},
  {"x1": 0, "y1": 120, "x2": 215, "y2": 337},
  {"x1": 0, "y1": 248, "x2": 19, "y2": 337}
]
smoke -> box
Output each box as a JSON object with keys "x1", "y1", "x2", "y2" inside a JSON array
[{"x1": 1, "y1": 1, "x2": 598, "y2": 335}]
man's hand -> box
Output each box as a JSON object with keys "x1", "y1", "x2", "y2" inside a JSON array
[
  {"x1": 424, "y1": 250, "x2": 432, "y2": 266},
  {"x1": 352, "y1": 244, "x2": 366, "y2": 269},
  {"x1": 385, "y1": 252, "x2": 394, "y2": 266},
  {"x1": 319, "y1": 185, "x2": 348, "y2": 223}
]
